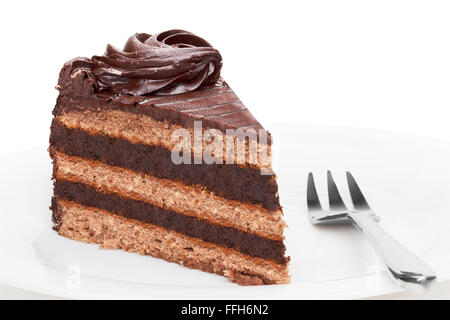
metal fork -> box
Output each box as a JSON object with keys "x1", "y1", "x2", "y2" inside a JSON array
[{"x1": 307, "y1": 171, "x2": 437, "y2": 290}]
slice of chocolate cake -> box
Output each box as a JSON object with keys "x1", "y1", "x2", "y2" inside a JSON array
[{"x1": 49, "y1": 30, "x2": 289, "y2": 285}]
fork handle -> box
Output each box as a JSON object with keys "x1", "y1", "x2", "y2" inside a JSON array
[{"x1": 347, "y1": 212, "x2": 437, "y2": 290}]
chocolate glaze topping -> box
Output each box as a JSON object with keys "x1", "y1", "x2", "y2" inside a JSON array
[
  {"x1": 55, "y1": 30, "x2": 271, "y2": 143},
  {"x1": 57, "y1": 30, "x2": 222, "y2": 96}
]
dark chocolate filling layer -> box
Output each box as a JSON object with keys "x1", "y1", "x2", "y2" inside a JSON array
[
  {"x1": 53, "y1": 179, "x2": 287, "y2": 264},
  {"x1": 50, "y1": 120, "x2": 280, "y2": 211}
]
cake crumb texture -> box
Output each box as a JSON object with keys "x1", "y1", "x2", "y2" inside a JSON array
[
  {"x1": 56, "y1": 108, "x2": 272, "y2": 168},
  {"x1": 54, "y1": 152, "x2": 285, "y2": 239},
  {"x1": 56, "y1": 199, "x2": 290, "y2": 285}
]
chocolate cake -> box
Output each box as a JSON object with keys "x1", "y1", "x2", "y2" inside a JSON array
[{"x1": 49, "y1": 30, "x2": 289, "y2": 285}]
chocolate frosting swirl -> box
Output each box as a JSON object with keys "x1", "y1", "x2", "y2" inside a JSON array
[{"x1": 58, "y1": 30, "x2": 222, "y2": 96}]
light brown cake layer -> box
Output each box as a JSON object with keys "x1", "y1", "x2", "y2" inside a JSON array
[
  {"x1": 54, "y1": 152, "x2": 285, "y2": 240},
  {"x1": 55, "y1": 108, "x2": 272, "y2": 168},
  {"x1": 56, "y1": 199, "x2": 290, "y2": 285}
]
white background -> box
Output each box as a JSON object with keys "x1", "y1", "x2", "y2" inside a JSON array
[
  {"x1": 1, "y1": 0, "x2": 450, "y2": 155},
  {"x1": 0, "y1": 0, "x2": 449, "y2": 299}
]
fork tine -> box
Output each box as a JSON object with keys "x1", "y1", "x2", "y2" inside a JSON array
[
  {"x1": 346, "y1": 171, "x2": 372, "y2": 210},
  {"x1": 327, "y1": 171, "x2": 348, "y2": 211},
  {"x1": 307, "y1": 172, "x2": 322, "y2": 211}
]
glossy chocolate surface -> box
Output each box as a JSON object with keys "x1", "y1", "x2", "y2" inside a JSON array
[
  {"x1": 58, "y1": 30, "x2": 221, "y2": 96},
  {"x1": 55, "y1": 30, "x2": 269, "y2": 142}
]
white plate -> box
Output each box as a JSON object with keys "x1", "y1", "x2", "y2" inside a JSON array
[{"x1": 0, "y1": 124, "x2": 449, "y2": 299}]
